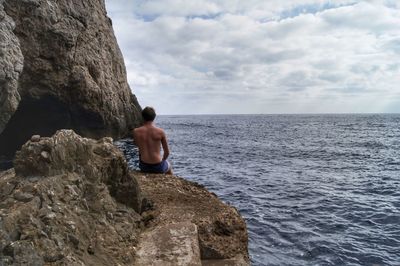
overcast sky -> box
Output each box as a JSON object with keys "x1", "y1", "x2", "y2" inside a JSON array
[{"x1": 105, "y1": 0, "x2": 400, "y2": 114}]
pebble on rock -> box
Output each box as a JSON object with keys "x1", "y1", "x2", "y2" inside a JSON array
[{"x1": 30, "y1": 135, "x2": 41, "y2": 142}]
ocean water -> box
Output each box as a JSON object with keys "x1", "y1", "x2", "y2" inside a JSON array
[{"x1": 115, "y1": 114, "x2": 400, "y2": 266}]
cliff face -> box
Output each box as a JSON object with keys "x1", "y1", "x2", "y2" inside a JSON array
[
  {"x1": 0, "y1": 2, "x2": 23, "y2": 134},
  {"x1": 0, "y1": 0, "x2": 142, "y2": 158}
]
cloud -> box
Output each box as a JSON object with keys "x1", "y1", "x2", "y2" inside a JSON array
[{"x1": 105, "y1": 0, "x2": 400, "y2": 114}]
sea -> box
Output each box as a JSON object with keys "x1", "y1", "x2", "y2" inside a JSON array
[{"x1": 115, "y1": 114, "x2": 400, "y2": 266}]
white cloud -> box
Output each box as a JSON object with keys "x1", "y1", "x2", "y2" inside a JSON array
[{"x1": 105, "y1": 0, "x2": 400, "y2": 114}]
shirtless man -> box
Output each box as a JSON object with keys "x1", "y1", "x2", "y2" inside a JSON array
[{"x1": 133, "y1": 106, "x2": 172, "y2": 174}]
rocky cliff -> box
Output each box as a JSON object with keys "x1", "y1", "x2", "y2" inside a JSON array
[
  {"x1": 0, "y1": 0, "x2": 142, "y2": 158},
  {"x1": 0, "y1": 1, "x2": 23, "y2": 135},
  {"x1": 0, "y1": 1, "x2": 250, "y2": 264},
  {"x1": 0, "y1": 130, "x2": 249, "y2": 265}
]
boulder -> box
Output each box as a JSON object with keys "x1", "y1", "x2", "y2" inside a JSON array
[
  {"x1": 14, "y1": 129, "x2": 142, "y2": 212},
  {"x1": 0, "y1": 130, "x2": 143, "y2": 265},
  {"x1": 0, "y1": 0, "x2": 142, "y2": 158}
]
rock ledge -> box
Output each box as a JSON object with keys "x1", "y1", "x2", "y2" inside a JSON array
[
  {"x1": 136, "y1": 172, "x2": 249, "y2": 265},
  {"x1": 0, "y1": 130, "x2": 249, "y2": 265}
]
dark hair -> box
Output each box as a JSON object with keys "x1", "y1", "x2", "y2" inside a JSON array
[{"x1": 142, "y1": 106, "x2": 156, "y2": 122}]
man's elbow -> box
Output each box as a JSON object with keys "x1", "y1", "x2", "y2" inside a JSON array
[{"x1": 164, "y1": 151, "x2": 170, "y2": 159}]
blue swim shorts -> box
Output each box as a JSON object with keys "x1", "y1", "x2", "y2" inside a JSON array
[{"x1": 139, "y1": 160, "x2": 170, "y2": 174}]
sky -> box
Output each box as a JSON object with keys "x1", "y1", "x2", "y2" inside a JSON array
[{"x1": 105, "y1": 0, "x2": 400, "y2": 114}]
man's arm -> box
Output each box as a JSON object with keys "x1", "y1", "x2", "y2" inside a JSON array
[
  {"x1": 132, "y1": 129, "x2": 137, "y2": 145},
  {"x1": 161, "y1": 131, "x2": 170, "y2": 161}
]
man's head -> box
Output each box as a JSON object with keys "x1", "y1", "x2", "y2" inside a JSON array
[{"x1": 142, "y1": 106, "x2": 156, "y2": 122}]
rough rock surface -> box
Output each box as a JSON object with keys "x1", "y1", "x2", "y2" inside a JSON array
[
  {"x1": 0, "y1": 0, "x2": 142, "y2": 158},
  {"x1": 0, "y1": 130, "x2": 142, "y2": 265},
  {"x1": 0, "y1": 130, "x2": 249, "y2": 265},
  {"x1": 136, "y1": 173, "x2": 249, "y2": 264},
  {"x1": 136, "y1": 222, "x2": 202, "y2": 266},
  {"x1": 0, "y1": 0, "x2": 23, "y2": 133},
  {"x1": 14, "y1": 130, "x2": 142, "y2": 212}
]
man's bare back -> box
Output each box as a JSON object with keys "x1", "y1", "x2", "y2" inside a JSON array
[{"x1": 133, "y1": 107, "x2": 172, "y2": 174}]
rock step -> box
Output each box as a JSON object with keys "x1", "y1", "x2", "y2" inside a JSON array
[
  {"x1": 135, "y1": 222, "x2": 202, "y2": 266},
  {"x1": 201, "y1": 256, "x2": 249, "y2": 266}
]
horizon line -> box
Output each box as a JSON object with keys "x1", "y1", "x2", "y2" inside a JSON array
[{"x1": 157, "y1": 112, "x2": 400, "y2": 116}]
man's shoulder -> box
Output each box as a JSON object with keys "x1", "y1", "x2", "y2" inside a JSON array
[
  {"x1": 154, "y1": 126, "x2": 165, "y2": 134},
  {"x1": 133, "y1": 126, "x2": 145, "y2": 135},
  {"x1": 134, "y1": 125, "x2": 165, "y2": 135},
  {"x1": 154, "y1": 125, "x2": 164, "y2": 131},
  {"x1": 134, "y1": 125, "x2": 146, "y2": 131}
]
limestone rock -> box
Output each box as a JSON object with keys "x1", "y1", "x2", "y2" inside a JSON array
[
  {"x1": 0, "y1": 0, "x2": 142, "y2": 158},
  {"x1": 136, "y1": 173, "x2": 249, "y2": 264},
  {"x1": 136, "y1": 222, "x2": 202, "y2": 266},
  {"x1": 202, "y1": 256, "x2": 249, "y2": 266},
  {"x1": 0, "y1": 130, "x2": 143, "y2": 265},
  {"x1": 14, "y1": 129, "x2": 142, "y2": 212},
  {"x1": 0, "y1": 131, "x2": 250, "y2": 265},
  {"x1": 0, "y1": 1, "x2": 23, "y2": 134}
]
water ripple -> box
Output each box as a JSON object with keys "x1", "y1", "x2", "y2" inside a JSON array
[{"x1": 116, "y1": 114, "x2": 400, "y2": 266}]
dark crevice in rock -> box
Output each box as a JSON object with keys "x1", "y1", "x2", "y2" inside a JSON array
[
  {"x1": 0, "y1": 95, "x2": 110, "y2": 158},
  {"x1": 0, "y1": 95, "x2": 71, "y2": 157},
  {"x1": 0, "y1": 158, "x2": 13, "y2": 170}
]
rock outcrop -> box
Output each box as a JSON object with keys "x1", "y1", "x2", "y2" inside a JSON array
[
  {"x1": 0, "y1": 0, "x2": 142, "y2": 158},
  {"x1": 0, "y1": 0, "x2": 250, "y2": 264},
  {"x1": 0, "y1": 131, "x2": 249, "y2": 265},
  {"x1": 0, "y1": 130, "x2": 142, "y2": 265},
  {"x1": 137, "y1": 173, "x2": 249, "y2": 264}
]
